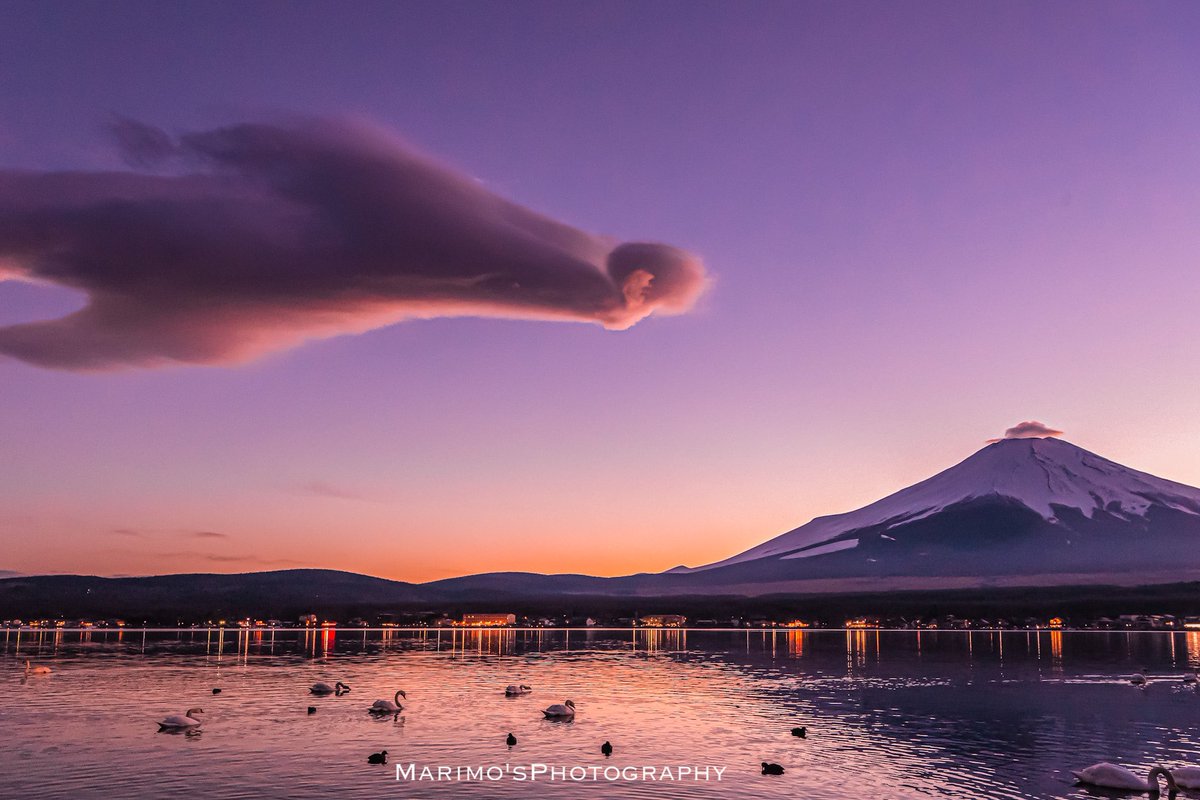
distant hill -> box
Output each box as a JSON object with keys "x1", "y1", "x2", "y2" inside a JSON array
[
  {"x1": 0, "y1": 569, "x2": 426, "y2": 622},
  {"x1": 6, "y1": 569, "x2": 1200, "y2": 624}
]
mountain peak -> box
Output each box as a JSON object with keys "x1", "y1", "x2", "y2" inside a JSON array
[{"x1": 684, "y1": 436, "x2": 1200, "y2": 573}]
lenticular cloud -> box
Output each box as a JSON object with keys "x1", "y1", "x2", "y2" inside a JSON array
[
  {"x1": 985, "y1": 420, "x2": 1064, "y2": 443},
  {"x1": 0, "y1": 118, "x2": 708, "y2": 370}
]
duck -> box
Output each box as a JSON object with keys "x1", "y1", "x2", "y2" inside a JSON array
[
  {"x1": 212, "y1": 688, "x2": 222, "y2": 695},
  {"x1": 311, "y1": 681, "x2": 350, "y2": 695},
  {"x1": 367, "y1": 750, "x2": 388, "y2": 765},
  {"x1": 506, "y1": 733, "x2": 517, "y2": 747},
  {"x1": 1072, "y1": 763, "x2": 1176, "y2": 792},
  {"x1": 761, "y1": 762, "x2": 785, "y2": 775},
  {"x1": 158, "y1": 708, "x2": 204, "y2": 730},
  {"x1": 369, "y1": 690, "x2": 406, "y2": 714},
  {"x1": 601, "y1": 741, "x2": 613, "y2": 756},
  {"x1": 542, "y1": 699, "x2": 576, "y2": 719},
  {"x1": 505, "y1": 684, "x2": 533, "y2": 696},
  {"x1": 791, "y1": 726, "x2": 807, "y2": 738},
  {"x1": 24, "y1": 660, "x2": 51, "y2": 675},
  {"x1": 307, "y1": 706, "x2": 317, "y2": 714},
  {"x1": 1129, "y1": 672, "x2": 1147, "y2": 686}
]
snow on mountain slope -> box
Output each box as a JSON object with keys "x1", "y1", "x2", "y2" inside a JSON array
[{"x1": 679, "y1": 437, "x2": 1200, "y2": 573}]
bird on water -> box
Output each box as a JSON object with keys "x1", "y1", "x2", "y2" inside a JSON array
[
  {"x1": 367, "y1": 750, "x2": 388, "y2": 765},
  {"x1": 158, "y1": 708, "x2": 204, "y2": 730},
  {"x1": 311, "y1": 681, "x2": 351, "y2": 695},
  {"x1": 542, "y1": 699, "x2": 576, "y2": 719}
]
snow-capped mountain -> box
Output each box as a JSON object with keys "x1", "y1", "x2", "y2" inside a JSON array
[{"x1": 672, "y1": 437, "x2": 1200, "y2": 580}]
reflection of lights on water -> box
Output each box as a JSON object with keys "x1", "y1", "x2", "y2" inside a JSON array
[
  {"x1": 436, "y1": 628, "x2": 519, "y2": 657},
  {"x1": 634, "y1": 628, "x2": 686, "y2": 654},
  {"x1": 299, "y1": 626, "x2": 335, "y2": 659},
  {"x1": 845, "y1": 629, "x2": 869, "y2": 671}
]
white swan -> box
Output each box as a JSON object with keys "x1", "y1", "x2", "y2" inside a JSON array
[
  {"x1": 24, "y1": 660, "x2": 51, "y2": 675},
  {"x1": 310, "y1": 681, "x2": 350, "y2": 695},
  {"x1": 1129, "y1": 672, "x2": 1147, "y2": 685},
  {"x1": 505, "y1": 684, "x2": 533, "y2": 696},
  {"x1": 369, "y1": 690, "x2": 406, "y2": 713},
  {"x1": 158, "y1": 708, "x2": 204, "y2": 730},
  {"x1": 542, "y1": 699, "x2": 575, "y2": 719},
  {"x1": 1072, "y1": 763, "x2": 1176, "y2": 792},
  {"x1": 1174, "y1": 767, "x2": 1200, "y2": 789}
]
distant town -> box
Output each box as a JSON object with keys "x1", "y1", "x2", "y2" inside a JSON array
[{"x1": 5, "y1": 611, "x2": 1200, "y2": 632}]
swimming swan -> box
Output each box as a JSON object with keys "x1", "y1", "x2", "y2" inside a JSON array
[
  {"x1": 158, "y1": 708, "x2": 204, "y2": 730},
  {"x1": 1129, "y1": 673, "x2": 1147, "y2": 685},
  {"x1": 369, "y1": 690, "x2": 406, "y2": 713},
  {"x1": 1183, "y1": 672, "x2": 1198, "y2": 685},
  {"x1": 1072, "y1": 763, "x2": 1176, "y2": 792},
  {"x1": 311, "y1": 681, "x2": 350, "y2": 695},
  {"x1": 1172, "y1": 767, "x2": 1200, "y2": 789},
  {"x1": 24, "y1": 660, "x2": 51, "y2": 675},
  {"x1": 505, "y1": 684, "x2": 533, "y2": 696},
  {"x1": 542, "y1": 700, "x2": 576, "y2": 719}
]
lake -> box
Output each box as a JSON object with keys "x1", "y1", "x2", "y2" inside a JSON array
[{"x1": 3, "y1": 628, "x2": 1199, "y2": 799}]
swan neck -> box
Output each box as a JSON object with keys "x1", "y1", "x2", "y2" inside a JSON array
[{"x1": 1148, "y1": 767, "x2": 1177, "y2": 792}]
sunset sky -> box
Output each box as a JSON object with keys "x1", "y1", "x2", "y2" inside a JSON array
[{"x1": 3, "y1": 1, "x2": 1200, "y2": 582}]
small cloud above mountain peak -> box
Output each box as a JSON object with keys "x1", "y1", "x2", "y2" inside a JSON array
[{"x1": 985, "y1": 421, "x2": 1064, "y2": 444}]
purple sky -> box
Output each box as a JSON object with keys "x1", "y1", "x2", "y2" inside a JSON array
[{"x1": 2, "y1": 1, "x2": 1200, "y2": 581}]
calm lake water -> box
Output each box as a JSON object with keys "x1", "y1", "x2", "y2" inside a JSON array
[{"x1": 3, "y1": 628, "x2": 1200, "y2": 799}]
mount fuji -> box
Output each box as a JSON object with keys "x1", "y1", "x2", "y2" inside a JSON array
[{"x1": 662, "y1": 436, "x2": 1200, "y2": 589}]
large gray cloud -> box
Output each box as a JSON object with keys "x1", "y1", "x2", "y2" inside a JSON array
[{"x1": 0, "y1": 118, "x2": 708, "y2": 370}]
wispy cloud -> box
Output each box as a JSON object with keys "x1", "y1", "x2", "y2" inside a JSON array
[
  {"x1": 986, "y1": 420, "x2": 1064, "y2": 443},
  {"x1": 109, "y1": 527, "x2": 230, "y2": 539},
  {"x1": 148, "y1": 551, "x2": 304, "y2": 568},
  {"x1": 0, "y1": 116, "x2": 708, "y2": 370},
  {"x1": 186, "y1": 530, "x2": 229, "y2": 540},
  {"x1": 202, "y1": 554, "x2": 302, "y2": 566},
  {"x1": 294, "y1": 480, "x2": 370, "y2": 502}
]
